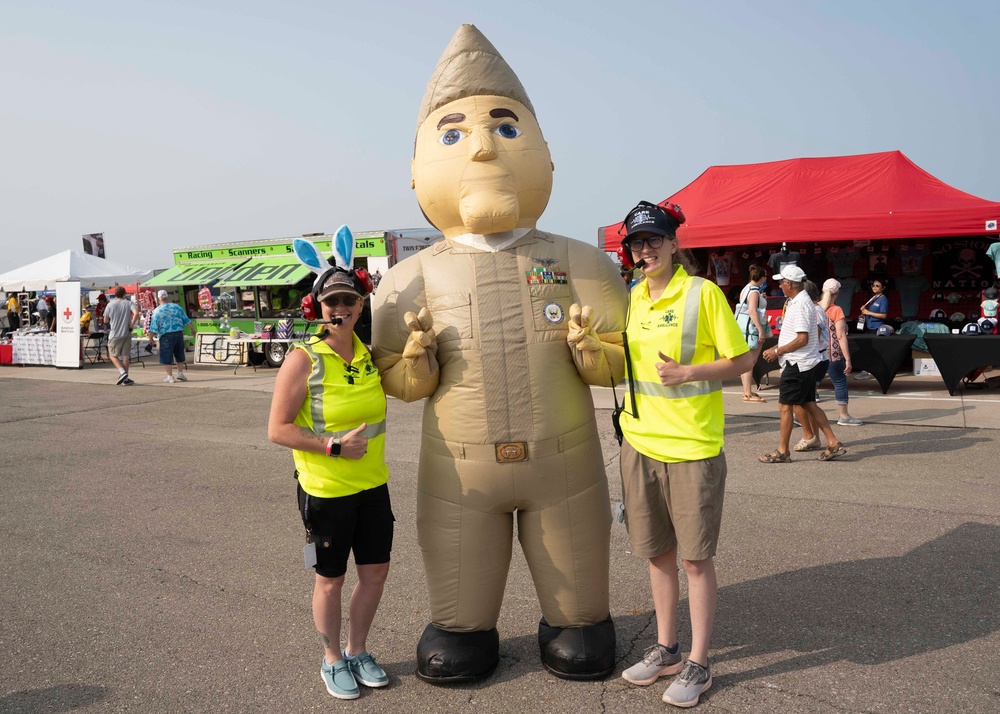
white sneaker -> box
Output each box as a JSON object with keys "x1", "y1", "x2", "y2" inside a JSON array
[
  {"x1": 176, "y1": 372, "x2": 188, "y2": 382},
  {"x1": 854, "y1": 370, "x2": 873, "y2": 381},
  {"x1": 164, "y1": 375, "x2": 175, "y2": 383}
]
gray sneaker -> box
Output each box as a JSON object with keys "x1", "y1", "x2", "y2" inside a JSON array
[
  {"x1": 662, "y1": 660, "x2": 712, "y2": 708},
  {"x1": 622, "y1": 643, "x2": 682, "y2": 686},
  {"x1": 837, "y1": 415, "x2": 864, "y2": 426}
]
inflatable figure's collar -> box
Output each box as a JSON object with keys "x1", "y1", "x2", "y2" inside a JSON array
[{"x1": 417, "y1": 24, "x2": 535, "y2": 129}]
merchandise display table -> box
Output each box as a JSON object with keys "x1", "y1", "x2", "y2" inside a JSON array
[
  {"x1": 847, "y1": 334, "x2": 917, "y2": 394},
  {"x1": 11, "y1": 332, "x2": 57, "y2": 366},
  {"x1": 922, "y1": 334, "x2": 1000, "y2": 396}
]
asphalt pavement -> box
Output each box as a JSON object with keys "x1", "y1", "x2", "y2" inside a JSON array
[{"x1": 1, "y1": 364, "x2": 999, "y2": 713}]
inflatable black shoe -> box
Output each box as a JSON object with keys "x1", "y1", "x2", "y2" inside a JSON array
[
  {"x1": 538, "y1": 615, "x2": 616, "y2": 680},
  {"x1": 415, "y1": 623, "x2": 500, "y2": 684}
]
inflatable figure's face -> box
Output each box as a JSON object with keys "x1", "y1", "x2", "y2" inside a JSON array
[{"x1": 413, "y1": 95, "x2": 552, "y2": 238}]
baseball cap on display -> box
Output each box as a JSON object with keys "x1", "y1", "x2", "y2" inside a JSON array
[
  {"x1": 157, "y1": 290, "x2": 169, "y2": 299},
  {"x1": 950, "y1": 312, "x2": 966, "y2": 322},
  {"x1": 985, "y1": 287, "x2": 999, "y2": 300},
  {"x1": 772, "y1": 265, "x2": 807, "y2": 282},
  {"x1": 969, "y1": 311, "x2": 980, "y2": 321},
  {"x1": 946, "y1": 292, "x2": 962, "y2": 304},
  {"x1": 978, "y1": 317, "x2": 997, "y2": 333},
  {"x1": 962, "y1": 322, "x2": 981, "y2": 334},
  {"x1": 876, "y1": 325, "x2": 895, "y2": 336},
  {"x1": 929, "y1": 309, "x2": 947, "y2": 319},
  {"x1": 933, "y1": 292, "x2": 945, "y2": 301}
]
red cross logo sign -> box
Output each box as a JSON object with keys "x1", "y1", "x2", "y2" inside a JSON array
[{"x1": 62, "y1": 306, "x2": 73, "y2": 322}]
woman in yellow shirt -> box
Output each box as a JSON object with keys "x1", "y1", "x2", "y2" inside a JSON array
[{"x1": 268, "y1": 263, "x2": 391, "y2": 701}]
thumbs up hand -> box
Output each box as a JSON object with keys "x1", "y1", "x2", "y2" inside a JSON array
[{"x1": 656, "y1": 351, "x2": 690, "y2": 387}]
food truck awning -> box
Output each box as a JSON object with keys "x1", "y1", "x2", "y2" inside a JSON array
[
  {"x1": 144, "y1": 260, "x2": 246, "y2": 287},
  {"x1": 213, "y1": 256, "x2": 312, "y2": 287}
]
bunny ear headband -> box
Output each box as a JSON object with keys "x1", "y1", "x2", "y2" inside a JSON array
[{"x1": 293, "y1": 225, "x2": 355, "y2": 289}]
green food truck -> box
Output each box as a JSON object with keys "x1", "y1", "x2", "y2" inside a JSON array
[{"x1": 143, "y1": 229, "x2": 442, "y2": 367}]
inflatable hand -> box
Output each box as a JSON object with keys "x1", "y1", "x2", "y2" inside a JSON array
[
  {"x1": 402, "y1": 307, "x2": 438, "y2": 380},
  {"x1": 567, "y1": 304, "x2": 602, "y2": 354}
]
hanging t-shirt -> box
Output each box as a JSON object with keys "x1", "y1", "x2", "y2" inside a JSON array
[
  {"x1": 767, "y1": 250, "x2": 800, "y2": 276},
  {"x1": 868, "y1": 253, "x2": 889, "y2": 276},
  {"x1": 986, "y1": 242, "x2": 1000, "y2": 277},
  {"x1": 834, "y1": 278, "x2": 860, "y2": 315},
  {"x1": 709, "y1": 252, "x2": 735, "y2": 286},
  {"x1": 895, "y1": 275, "x2": 930, "y2": 318},
  {"x1": 899, "y1": 246, "x2": 927, "y2": 276},
  {"x1": 826, "y1": 250, "x2": 859, "y2": 279}
]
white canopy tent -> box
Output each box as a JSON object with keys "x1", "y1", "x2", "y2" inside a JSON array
[{"x1": 0, "y1": 250, "x2": 153, "y2": 292}]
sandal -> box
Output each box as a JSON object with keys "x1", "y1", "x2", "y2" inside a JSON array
[
  {"x1": 793, "y1": 436, "x2": 822, "y2": 452},
  {"x1": 742, "y1": 392, "x2": 767, "y2": 403},
  {"x1": 759, "y1": 450, "x2": 791, "y2": 464},
  {"x1": 818, "y1": 444, "x2": 848, "y2": 461}
]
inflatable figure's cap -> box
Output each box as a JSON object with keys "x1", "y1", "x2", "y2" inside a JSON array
[{"x1": 417, "y1": 24, "x2": 535, "y2": 129}]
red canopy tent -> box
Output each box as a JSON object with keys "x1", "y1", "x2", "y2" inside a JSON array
[{"x1": 598, "y1": 151, "x2": 1000, "y2": 251}]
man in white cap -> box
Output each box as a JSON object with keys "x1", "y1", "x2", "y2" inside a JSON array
[
  {"x1": 760, "y1": 266, "x2": 846, "y2": 463},
  {"x1": 149, "y1": 289, "x2": 194, "y2": 383}
]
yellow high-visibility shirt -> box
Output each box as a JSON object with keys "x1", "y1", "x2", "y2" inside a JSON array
[
  {"x1": 620, "y1": 266, "x2": 749, "y2": 463},
  {"x1": 292, "y1": 335, "x2": 390, "y2": 498}
]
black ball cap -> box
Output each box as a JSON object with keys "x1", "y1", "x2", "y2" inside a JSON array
[{"x1": 624, "y1": 201, "x2": 681, "y2": 240}]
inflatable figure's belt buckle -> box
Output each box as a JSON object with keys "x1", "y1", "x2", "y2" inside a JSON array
[{"x1": 495, "y1": 442, "x2": 528, "y2": 463}]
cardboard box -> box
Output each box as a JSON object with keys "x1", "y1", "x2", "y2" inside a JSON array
[{"x1": 911, "y1": 349, "x2": 939, "y2": 376}]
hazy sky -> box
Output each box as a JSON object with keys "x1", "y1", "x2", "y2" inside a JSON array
[{"x1": 2, "y1": 0, "x2": 998, "y2": 271}]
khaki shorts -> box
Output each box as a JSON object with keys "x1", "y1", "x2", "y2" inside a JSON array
[
  {"x1": 108, "y1": 335, "x2": 132, "y2": 359},
  {"x1": 620, "y1": 438, "x2": 727, "y2": 561}
]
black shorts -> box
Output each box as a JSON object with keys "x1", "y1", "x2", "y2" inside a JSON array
[
  {"x1": 296, "y1": 481, "x2": 394, "y2": 578},
  {"x1": 779, "y1": 362, "x2": 818, "y2": 406}
]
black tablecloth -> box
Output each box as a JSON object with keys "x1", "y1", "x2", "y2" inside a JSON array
[
  {"x1": 847, "y1": 335, "x2": 916, "y2": 394},
  {"x1": 921, "y1": 334, "x2": 1000, "y2": 396}
]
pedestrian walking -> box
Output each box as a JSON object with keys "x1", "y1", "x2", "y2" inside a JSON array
[
  {"x1": 148, "y1": 290, "x2": 194, "y2": 383},
  {"x1": 103, "y1": 286, "x2": 139, "y2": 385},
  {"x1": 760, "y1": 266, "x2": 847, "y2": 463}
]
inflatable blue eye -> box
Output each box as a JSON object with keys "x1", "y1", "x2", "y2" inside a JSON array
[
  {"x1": 494, "y1": 123, "x2": 521, "y2": 139},
  {"x1": 440, "y1": 129, "x2": 466, "y2": 146}
]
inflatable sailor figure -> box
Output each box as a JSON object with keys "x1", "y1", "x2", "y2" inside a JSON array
[{"x1": 372, "y1": 24, "x2": 627, "y2": 683}]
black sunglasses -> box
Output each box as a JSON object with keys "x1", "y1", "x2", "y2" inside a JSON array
[
  {"x1": 623, "y1": 235, "x2": 666, "y2": 252},
  {"x1": 322, "y1": 295, "x2": 359, "y2": 308}
]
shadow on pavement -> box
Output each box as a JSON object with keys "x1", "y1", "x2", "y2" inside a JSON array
[
  {"x1": 836, "y1": 428, "x2": 990, "y2": 457},
  {"x1": 711, "y1": 522, "x2": 1000, "y2": 687},
  {"x1": 0, "y1": 684, "x2": 108, "y2": 713}
]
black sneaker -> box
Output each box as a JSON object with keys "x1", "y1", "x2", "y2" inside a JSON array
[
  {"x1": 116, "y1": 373, "x2": 128, "y2": 385},
  {"x1": 122, "y1": 377, "x2": 135, "y2": 386}
]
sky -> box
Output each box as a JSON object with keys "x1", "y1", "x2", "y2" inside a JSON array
[{"x1": 1, "y1": 0, "x2": 998, "y2": 271}]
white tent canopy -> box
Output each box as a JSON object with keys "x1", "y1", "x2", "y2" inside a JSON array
[{"x1": 0, "y1": 250, "x2": 153, "y2": 292}]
